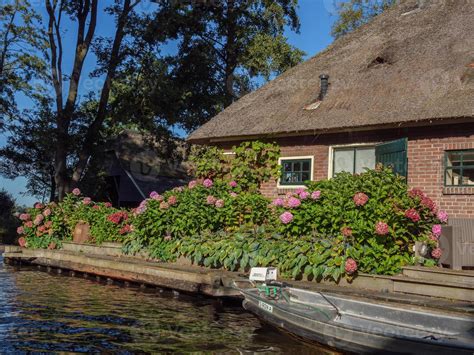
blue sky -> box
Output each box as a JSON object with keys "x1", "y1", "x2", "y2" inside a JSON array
[{"x1": 0, "y1": 0, "x2": 338, "y2": 206}]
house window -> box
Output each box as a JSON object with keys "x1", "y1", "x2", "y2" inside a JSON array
[
  {"x1": 332, "y1": 146, "x2": 376, "y2": 177},
  {"x1": 445, "y1": 150, "x2": 474, "y2": 186},
  {"x1": 280, "y1": 158, "x2": 313, "y2": 186}
]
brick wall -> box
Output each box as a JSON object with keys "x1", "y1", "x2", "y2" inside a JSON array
[{"x1": 216, "y1": 122, "x2": 474, "y2": 218}]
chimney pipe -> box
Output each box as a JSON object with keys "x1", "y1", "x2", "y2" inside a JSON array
[{"x1": 319, "y1": 74, "x2": 329, "y2": 100}]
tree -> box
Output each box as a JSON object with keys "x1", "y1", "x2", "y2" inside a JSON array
[
  {"x1": 44, "y1": 0, "x2": 144, "y2": 200},
  {"x1": 0, "y1": 98, "x2": 57, "y2": 201},
  {"x1": 0, "y1": 189, "x2": 18, "y2": 244},
  {"x1": 331, "y1": 0, "x2": 397, "y2": 39},
  {"x1": 0, "y1": 0, "x2": 46, "y2": 129},
  {"x1": 133, "y1": 0, "x2": 305, "y2": 131}
]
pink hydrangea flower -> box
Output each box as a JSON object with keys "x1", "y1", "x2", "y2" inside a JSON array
[
  {"x1": 404, "y1": 208, "x2": 420, "y2": 222},
  {"x1": 149, "y1": 191, "x2": 159, "y2": 199},
  {"x1": 168, "y1": 195, "x2": 177, "y2": 205},
  {"x1": 299, "y1": 191, "x2": 310, "y2": 200},
  {"x1": 353, "y1": 192, "x2": 369, "y2": 206},
  {"x1": 295, "y1": 187, "x2": 305, "y2": 195},
  {"x1": 431, "y1": 247, "x2": 442, "y2": 259},
  {"x1": 203, "y1": 179, "x2": 213, "y2": 188},
  {"x1": 229, "y1": 180, "x2": 238, "y2": 188},
  {"x1": 16, "y1": 226, "x2": 24, "y2": 235},
  {"x1": 18, "y1": 237, "x2": 26, "y2": 248},
  {"x1": 159, "y1": 201, "x2": 169, "y2": 210},
  {"x1": 437, "y1": 210, "x2": 448, "y2": 223},
  {"x1": 272, "y1": 198, "x2": 284, "y2": 206},
  {"x1": 421, "y1": 196, "x2": 436, "y2": 212},
  {"x1": 72, "y1": 188, "x2": 81, "y2": 196},
  {"x1": 92, "y1": 205, "x2": 100, "y2": 210},
  {"x1": 341, "y1": 227, "x2": 353, "y2": 237},
  {"x1": 188, "y1": 180, "x2": 198, "y2": 189},
  {"x1": 83, "y1": 197, "x2": 92, "y2": 205},
  {"x1": 19, "y1": 213, "x2": 30, "y2": 221},
  {"x1": 206, "y1": 195, "x2": 217, "y2": 205},
  {"x1": 215, "y1": 199, "x2": 225, "y2": 208},
  {"x1": 33, "y1": 214, "x2": 44, "y2": 226},
  {"x1": 105, "y1": 202, "x2": 112, "y2": 208},
  {"x1": 25, "y1": 221, "x2": 33, "y2": 228},
  {"x1": 229, "y1": 192, "x2": 238, "y2": 198},
  {"x1": 311, "y1": 191, "x2": 321, "y2": 200},
  {"x1": 429, "y1": 234, "x2": 438, "y2": 241},
  {"x1": 44, "y1": 221, "x2": 53, "y2": 228},
  {"x1": 375, "y1": 221, "x2": 389, "y2": 236},
  {"x1": 279, "y1": 211, "x2": 294, "y2": 224},
  {"x1": 345, "y1": 258, "x2": 358, "y2": 274},
  {"x1": 34, "y1": 202, "x2": 44, "y2": 209},
  {"x1": 409, "y1": 188, "x2": 425, "y2": 199},
  {"x1": 43, "y1": 208, "x2": 51, "y2": 217},
  {"x1": 432, "y1": 224, "x2": 442, "y2": 237},
  {"x1": 287, "y1": 197, "x2": 301, "y2": 208}
]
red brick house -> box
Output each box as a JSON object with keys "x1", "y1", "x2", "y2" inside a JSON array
[{"x1": 188, "y1": 0, "x2": 474, "y2": 219}]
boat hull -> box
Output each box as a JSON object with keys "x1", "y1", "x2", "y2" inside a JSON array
[{"x1": 242, "y1": 290, "x2": 474, "y2": 354}]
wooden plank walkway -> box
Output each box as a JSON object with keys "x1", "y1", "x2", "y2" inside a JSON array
[{"x1": 2, "y1": 245, "x2": 473, "y2": 313}]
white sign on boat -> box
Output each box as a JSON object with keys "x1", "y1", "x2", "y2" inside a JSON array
[{"x1": 249, "y1": 267, "x2": 277, "y2": 282}]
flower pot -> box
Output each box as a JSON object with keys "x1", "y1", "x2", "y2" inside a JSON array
[{"x1": 73, "y1": 221, "x2": 91, "y2": 244}]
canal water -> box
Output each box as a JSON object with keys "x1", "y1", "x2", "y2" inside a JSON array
[{"x1": 0, "y1": 257, "x2": 331, "y2": 353}]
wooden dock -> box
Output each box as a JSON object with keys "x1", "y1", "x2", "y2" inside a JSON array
[{"x1": 2, "y1": 244, "x2": 473, "y2": 312}]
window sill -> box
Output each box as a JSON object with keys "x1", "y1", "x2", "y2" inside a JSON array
[
  {"x1": 442, "y1": 186, "x2": 474, "y2": 195},
  {"x1": 277, "y1": 187, "x2": 307, "y2": 195}
]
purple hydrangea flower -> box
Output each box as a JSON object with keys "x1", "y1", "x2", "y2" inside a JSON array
[
  {"x1": 432, "y1": 224, "x2": 442, "y2": 236},
  {"x1": 272, "y1": 198, "x2": 284, "y2": 206},
  {"x1": 299, "y1": 191, "x2": 310, "y2": 200},
  {"x1": 437, "y1": 210, "x2": 448, "y2": 223},
  {"x1": 279, "y1": 211, "x2": 294, "y2": 224},
  {"x1": 203, "y1": 179, "x2": 213, "y2": 188},
  {"x1": 311, "y1": 191, "x2": 321, "y2": 200},
  {"x1": 287, "y1": 197, "x2": 301, "y2": 208}
]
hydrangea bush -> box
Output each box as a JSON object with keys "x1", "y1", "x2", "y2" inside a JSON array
[
  {"x1": 16, "y1": 190, "x2": 130, "y2": 248},
  {"x1": 16, "y1": 142, "x2": 448, "y2": 281},
  {"x1": 123, "y1": 179, "x2": 274, "y2": 259}
]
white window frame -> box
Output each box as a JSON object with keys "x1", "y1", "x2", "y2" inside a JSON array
[
  {"x1": 328, "y1": 144, "x2": 376, "y2": 179},
  {"x1": 277, "y1": 155, "x2": 314, "y2": 189}
]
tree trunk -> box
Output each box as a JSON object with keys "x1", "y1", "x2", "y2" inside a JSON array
[
  {"x1": 72, "y1": 0, "x2": 138, "y2": 184},
  {"x1": 223, "y1": 0, "x2": 238, "y2": 107}
]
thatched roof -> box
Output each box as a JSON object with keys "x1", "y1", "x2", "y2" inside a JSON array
[{"x1": 188, "y1": 0, "x2": 474, "y2": 143}]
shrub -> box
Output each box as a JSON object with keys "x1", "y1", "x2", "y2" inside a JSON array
[
  {"x1": 124, "y1": 179, "x2": 274, "y2": 257},
  {"x1": 0, "y1": 190, "x2": 19, "y2": 244},
  {"x1": 271, "y1": 167, "x2": 447, "y2": 275},
  {"x1": 189, "y1": 141, "x2": 280, "y2": 192},
  {"x1": 17, "y1": 190, "x2": 129, "y2": 248}
]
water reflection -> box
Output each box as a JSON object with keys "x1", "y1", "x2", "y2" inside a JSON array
[{"x1": 0, "y1": 258, "x2": 332, "y2": 353}]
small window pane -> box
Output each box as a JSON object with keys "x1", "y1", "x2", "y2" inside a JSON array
[
  {"x1": 302, "y1": 172, "x2": 310, "y2": 181},
  {"x1": 293, "y1": 173, "x2": 302, "y2": 182},
  {"x1": 283, "y1": 172, "x2": 292, "y2": 183},
  {"x1": 355, "y1": 148, "x2": 376, "y2": 174},
  {"x1": 461, "y1": 168, "x2": 474, "y2": 185},
  {"x1": 334, "y1": 149, "x2": 354, "y2": 175},
  {"x1": 463, "y1": 153, "x2": 474, "y2": 166},
  {"x1": 283, "y1": 162, "x2": 292, "y2": 172},
  {"x1": 293, "y1": 162, "x2": 301, "y2": 171},
  {"x1": 445, "y1": 168, "x2": 462, "y2": 186},
  {"x1": 302, "y1": 161, "x2": 310, "y2": 171},
  {"x1": 446, "y1": 152, "x2": 463, "y2": 167}
]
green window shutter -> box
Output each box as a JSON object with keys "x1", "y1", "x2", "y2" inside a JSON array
[{"x1": 375, "y1": 138, "x2": 408, "y2": 178}]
